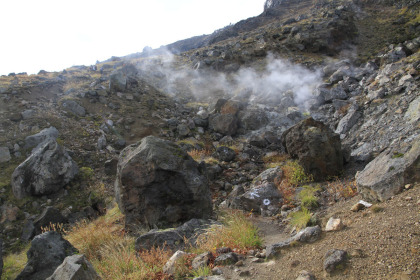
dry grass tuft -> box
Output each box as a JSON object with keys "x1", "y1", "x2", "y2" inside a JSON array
[
  {"x1": 64, "y1": 205, "x2": 171, "y2": 280},
  {"x1": 188, "y1": 148, "x2": 218, "y2": 164},
  {"x1": 262, "y1": 153, "x2": 290, "y2": 168}
]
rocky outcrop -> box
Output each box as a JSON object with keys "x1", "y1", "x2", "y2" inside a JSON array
[
  {"x1": 115, "y1": 136, "x2": 212, "y2": 230},
  {"x1": 16, "y1": 231, "x2": 77, "y2": 280},
  {"x1": 281, "y1": 118, "x2": 343, "y2": 181},
  {"x1": 46, "y1": 255, "x2": 100, "y2": 280},
  {"x1": 12, "y1": 139, "x2": 79, "y2": 199},
  {"x1": 356, "y1": 140, "x2": 420, "y2": 202}
]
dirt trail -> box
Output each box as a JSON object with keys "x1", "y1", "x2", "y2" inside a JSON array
[{"x1": 220, "y1": 185, "x2": 420, "y2": 280}]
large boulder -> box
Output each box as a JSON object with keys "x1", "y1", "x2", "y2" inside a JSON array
[
  {"x1": 356, "y1": 140, "x2": 420, "y2": 202},
  {"x1": 281, "y1": 118, "x2": 343, "y2": 181},
  {"x1": 16, "y1": 231, "x2": 77, "y2": 280},
  {"x1": 115, "y1": 136, "x2": 212, "y2": 230},
  {"x1": 46, "y1": 255, "x2": 100, "y2": 280},
  {"x1": 12, "y1": 139, "x2": 79, "y2": 199}
]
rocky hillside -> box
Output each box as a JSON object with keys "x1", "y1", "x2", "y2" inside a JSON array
[{"x1": 0, "y1": 0, "x2": 419, "y2": 279}]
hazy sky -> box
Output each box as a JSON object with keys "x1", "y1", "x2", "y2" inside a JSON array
[{"x1": 1, "y1": 0, "x2": 266, "y2": 75}]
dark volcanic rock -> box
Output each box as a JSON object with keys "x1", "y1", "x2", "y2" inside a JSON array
[
  {"x1": 12, "y1": 139, "x2": 79, "y2": 199},
  {"x1": 0, "y1": 239, "x2": 3, "y2": 279},
  {"x1": 281, "y1": 117, "x2": 343, "y2": 181},
  {"x1": 33, "y1": 207, "x2": 68, "y2": 236},
  {"x1": 214, "y1": 252, "x2": 239, "y2": 266},
  {"x1": 16, "y1": 231, "x2": 77, "y2": 280},
  {"x1": 209, "y1": 113, "x2": 238, "y2": 136},
  {"x1": 115, "y1": 136, "x2": 212, "y2": 230},
  {"x1": 135, "y1": 219, "x2": 215, "y2": 251},
  {"x1": 238, "y1": 109, "x2": 269, "y2": 131},
  {"x1": 324, "y1": 249, "x2": 347, "y2": 274},
  {"x1": 214, "y1": 146, "x2": 236, "y2": 162}
]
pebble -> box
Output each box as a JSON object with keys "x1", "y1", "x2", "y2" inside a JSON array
[{"x1": 250, "y1": 257, "x2": 263, "y2": 263}]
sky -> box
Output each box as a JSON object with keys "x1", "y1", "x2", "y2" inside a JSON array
[{"x1": 0, "y1": 0, "x2": 266, "y2": 75}]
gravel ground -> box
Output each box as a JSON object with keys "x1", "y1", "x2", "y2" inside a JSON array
[{"x1": 220, "y1": 185, "x2": 419, "y2": 280}]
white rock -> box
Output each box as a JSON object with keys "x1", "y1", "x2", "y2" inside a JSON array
[
  {"x1": 163, "y1": 250, "x2": 189, "y2": 276},
  {"x1": 325, "y1": 217, "x2": 344, "y2": 232}
]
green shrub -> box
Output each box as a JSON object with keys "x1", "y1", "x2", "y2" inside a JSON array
[
  {"x1": 289, "y1": 207, "x2": 312, "y2": 230},
  {"x1": 299, "y1": 185, "x2": 320, "y2": 209},
  {"x1": 79, "y1": 166, "x2": 94, "y2": 181},
  {"x1": 195, "y1": 210, "x2": 263, "y2": 253}
]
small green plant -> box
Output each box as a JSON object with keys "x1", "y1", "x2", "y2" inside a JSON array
[
  {"x1": 195, "y1": 210, "x2": 263, "y2": 253},
  {"x1": 371, "y1": 205, "x2": 384, "y2": 213},
  {"x1": 79, "y1": 166, "x2": 94, "y2": 181},
  {"x1": 289, "y1": 207, "x2": 312, "y2": 230},
  {"x1": 391, "y1": 152, "x2": 404, "y2": 159},
  {"x1": 276, "y1": 160, "x2": 314, "y2": 203},
  {"x1": 299, "y1": 185, "x2": 320, "y2": 209},
  {"x1": 191, "y1": 266, "x2": 212, "y2": 278},
  {"x1": 1, "y1": 244, "x2": 30, "y2": 280},
  {"x1": 283, "y1": 160, "x2": 314, "y2": 187}
]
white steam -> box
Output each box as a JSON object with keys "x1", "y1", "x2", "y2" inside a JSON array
[{"x1": 133, "y1": 51, "x2": 322, "y2": 110}]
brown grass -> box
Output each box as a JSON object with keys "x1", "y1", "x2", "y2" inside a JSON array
[
  {"x1": 64, "y1": 205, "x2": 171, "y2": 280},
  {"x1": 187, "y1": 148, "x2": 216, "y2": 164},
  {"x1": 263, "y1": 153, "x2": 290, "y2": 168},
  {"x1": 326, "y1": 178, "x2": 358, "y2": 200},
  {"x1": 275, "y1": 160, "x2": 314, "y2": 203}
]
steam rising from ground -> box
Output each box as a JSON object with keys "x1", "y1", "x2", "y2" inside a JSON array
[{"x1": 135, "y1": 51, "x2": 322, "y2": 110}]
